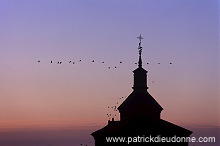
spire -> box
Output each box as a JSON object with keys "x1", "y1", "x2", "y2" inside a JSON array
[
  {"x1": 133, "y1": 35, "x2": 148, "y2": 92},
  {"x1": 137, "y1": 34, "x2": 143, "y2": 68}
]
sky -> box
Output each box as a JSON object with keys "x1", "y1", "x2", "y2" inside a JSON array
[{"x1": 0, "y1": 0, "x2": 219, "y2": 145}]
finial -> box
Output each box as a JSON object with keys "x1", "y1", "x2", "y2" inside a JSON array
[{"x1": 137, "y1": 34, "x2": 143, "y2": 68}]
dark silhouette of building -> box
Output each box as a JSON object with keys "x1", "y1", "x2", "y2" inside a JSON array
[{"x1": 91, "y1": 36, "x2": 192, "y2": 146}]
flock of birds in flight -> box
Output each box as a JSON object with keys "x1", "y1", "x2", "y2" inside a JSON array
[
  {"x1": 37, "y1": 59, "x2": 172, "y2": 70},
  {"x1": 37, "y1": 59, "x2": 124, "y2": 69},
  {"x1": 106, "y1": 96, "x2": 127, "y2": 121}
]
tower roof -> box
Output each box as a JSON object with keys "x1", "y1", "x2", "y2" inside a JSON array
[{"x1": 118, "y1": 90, "x2": 163, "y2": 112}]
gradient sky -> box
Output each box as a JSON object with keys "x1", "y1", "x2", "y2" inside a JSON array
[{"x1": 0, "y1": 0, "x2": 219, "y2": 142}]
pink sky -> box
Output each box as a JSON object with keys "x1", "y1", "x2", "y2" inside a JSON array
[{"x1": 0, "y1": 0, "x2": 219, "y2": 145}]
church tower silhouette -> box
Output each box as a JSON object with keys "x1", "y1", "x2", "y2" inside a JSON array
[{"x1": 91, "y1": 35, "x2": 192, "y2": 146}]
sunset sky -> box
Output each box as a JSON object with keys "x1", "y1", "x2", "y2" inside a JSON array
[{"x1": 0, "y1": 0, "x2": 219, "y2": 145}]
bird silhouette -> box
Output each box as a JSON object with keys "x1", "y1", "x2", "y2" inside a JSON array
[
  {"x1": 69, "y1": 61, "x2": 71, "y2": 63},
  {"x1": 38, "y1": 60, "x2": 40, "y2": 63},
  {"x1": 115, "y1": 66, "x2": 117, "y2": 68},
  {"x1": 170, "y1": 63, "x2": 172, "y2": 64},
  {"x1": 92, "y1": 60, "x2": 94, "y2": 62},
  {"x1": 102, "y1": 62, "x2": 104, "y2": 63},
  {"x1": 50, "y1": 61, "x2": 52, "y2": 63},
  {"x1": 120, "y1": 61, "x2": 122, "y2": 63},
  {"x1": 147, "y1": 62, "x2": 149, "y2": 64},
  {"x1": 79, "y1": 60, "x2": 82, "y2": 62}
]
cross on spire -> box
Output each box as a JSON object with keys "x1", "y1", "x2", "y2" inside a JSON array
[
  {"x1": 137, "y1": 34, "x2": 144, "y2": 43},
  {"x1": 137, "y1": 34, "x2": 143, "y2": 68}
]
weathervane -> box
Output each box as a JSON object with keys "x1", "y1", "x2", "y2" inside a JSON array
[{"x1": 137, "y1": 34, "x2": 143, "y2": 68}]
